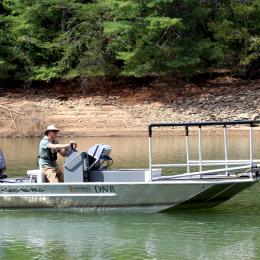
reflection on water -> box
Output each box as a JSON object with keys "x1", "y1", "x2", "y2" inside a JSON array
[
  {"x1": 1, "y1": 207, "x2": 260, "y2": 259},
  {"x1": 0, "y1": 134, "x2": 260, "y2": 259}
]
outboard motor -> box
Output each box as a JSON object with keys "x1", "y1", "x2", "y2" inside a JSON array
[
  {"x1": 88, "y1": 144, "x2": 113, "y2": 170},
  {"x1": 0, "y1": 148, "x2": 7, "y2": 179},
  {"x1": 64, "y1": 144, "x2": 112, "y2": 183}
]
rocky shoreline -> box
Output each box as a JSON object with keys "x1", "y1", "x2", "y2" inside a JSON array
[{"x1": 0, "y1": 76, "x2": 259, "y2": 137}]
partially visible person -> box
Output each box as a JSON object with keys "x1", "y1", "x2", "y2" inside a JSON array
[{"x1": 38, "y1": 125, "x2": 76, "y2": 183}]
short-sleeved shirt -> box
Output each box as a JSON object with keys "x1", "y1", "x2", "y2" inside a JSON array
[{"x1": 39, "y1": 136, "x2": 58, "y2": 169}]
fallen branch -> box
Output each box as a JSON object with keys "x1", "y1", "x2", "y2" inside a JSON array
[
  {"x1": 0, "y1": 104, "x2": 39, "y2": 120},
  {"x1": 111, "y1": 104, "x2": 132, "y2": 113},
  {"x1": 109, "y1": 103, "x2": 135, "y2": 125},
  {"x1": 9, "y1": 111, "x2": 18, "y2": 130}
]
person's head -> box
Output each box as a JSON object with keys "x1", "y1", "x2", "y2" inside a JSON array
[{"x1": 44, "y1": 125, "x2": 60, "y2": 139}]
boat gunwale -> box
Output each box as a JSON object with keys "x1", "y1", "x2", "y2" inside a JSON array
[{"x1": 0, "y1": 178, "x2": 256, "y2": 186}]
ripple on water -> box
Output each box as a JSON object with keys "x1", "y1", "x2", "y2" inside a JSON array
[{"x1": 0, "y1": 135, "x2": 260, "y2": 259}]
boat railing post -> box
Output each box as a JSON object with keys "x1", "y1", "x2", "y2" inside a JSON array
[
  {"x1": 148, "y1": 135, "x2": 153, "y2": 182},
  {"x1": 223, "y1": 125, "x2": 229, "y2": 176},
  {"x1": 185, "y1": 126, "x2": 190, "y2": 173},
  {"x1": 198, "y1": 125, "x2": 202, "y2": 172},
  {"x1": 249, "y1": 124, "x2": 254, "y2": 179}
]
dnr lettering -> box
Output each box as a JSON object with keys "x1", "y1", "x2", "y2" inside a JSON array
[
  {"x1": 68, "y1": 185, "x2": 115, "y2": 193},
  {"x1": 95, "y1": 186, "x2": 115, "y2": 193}
]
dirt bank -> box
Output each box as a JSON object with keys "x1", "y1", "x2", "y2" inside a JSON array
[{"x1": 0, "y1": 76, "x2": 259, "y2": 137}]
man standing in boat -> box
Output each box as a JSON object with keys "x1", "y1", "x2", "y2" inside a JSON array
[{"x1": 39, "y1": 125, "x2": 76, "y2": 183}]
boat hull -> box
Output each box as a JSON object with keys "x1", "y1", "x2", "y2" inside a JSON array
[
  {"x1": 0, "y1": 179, "x2": 255, "y2": 213},
  {"x1": 164, "y1": 181, "x2": 254, "y2": 211}
]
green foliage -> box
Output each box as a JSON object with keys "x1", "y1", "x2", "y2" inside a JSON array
[
  {"x1": 0, "y1": 8, "x2": 17, "y2": 80},
  {"x1": 209, "y1": 0, "x2": 260, "y2": 74},
  {"x1": 0, "y1": 0, "x2": 259, "y2": 81},
  {"x1": 103, "y1": 0, "x2": 223, "y2": 76},
  {"x1": 241, "y1": 36, "x2": 260, "y2": 71},
  {"x1": 1, "y1": 0, "x2": 114, "y2": 80}
]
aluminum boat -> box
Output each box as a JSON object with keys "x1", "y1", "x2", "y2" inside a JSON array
[{"x1": 0, "y1": 120, "x2": 259, "y2": 213}]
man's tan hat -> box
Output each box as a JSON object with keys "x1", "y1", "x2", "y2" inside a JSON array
[{"x1": 44, "y1": 125, "x2": 60, "y2": 135}]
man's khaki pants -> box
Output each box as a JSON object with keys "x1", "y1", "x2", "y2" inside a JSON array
[{"x1": 43, "y1": 166, "x2": 64, "y2": 183}]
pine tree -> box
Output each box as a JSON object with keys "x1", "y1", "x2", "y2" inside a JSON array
[
  {"x1": 0, "y1": 0, "x2": 259, "y2": 81},
  {"x1": 103, "y1": 0, "x2": 223, "y2": 76}
]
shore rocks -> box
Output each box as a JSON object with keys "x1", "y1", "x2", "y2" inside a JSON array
[{"x1": 0, "y1": 77, "x2": 259, "y2": 136}]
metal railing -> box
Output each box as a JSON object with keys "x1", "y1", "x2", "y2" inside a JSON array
[{"x1": 148, "y1": 120, "x2": 260, "y2": 181}]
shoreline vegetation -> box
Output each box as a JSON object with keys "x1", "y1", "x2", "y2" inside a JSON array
[{"x1": 0, "y1": 1, "x2": 259, "y2": 137}]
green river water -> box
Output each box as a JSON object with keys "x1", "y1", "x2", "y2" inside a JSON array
[{"x1": 0, "y1": 134, "x2": 260, "y2": 260}]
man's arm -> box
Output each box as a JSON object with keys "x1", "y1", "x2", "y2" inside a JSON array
[
  {"x1": 47, "y1": 143, "x2": 69, "y2": 150},
  {"x1": 47, "y1": 141, "x2": 77, "y2": 157}
]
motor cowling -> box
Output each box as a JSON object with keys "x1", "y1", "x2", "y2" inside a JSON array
[{"x1": 87, "y1": 144, "x2": 112, "y2": 170}]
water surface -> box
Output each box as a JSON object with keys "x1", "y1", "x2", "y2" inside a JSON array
[{"x1": 0, "y1": 133, "x2": 260, "y2": 259}]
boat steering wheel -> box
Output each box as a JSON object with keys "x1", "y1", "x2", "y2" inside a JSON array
[{"x1": 70, "y1": 142, "x2": 77, "y2": 151}]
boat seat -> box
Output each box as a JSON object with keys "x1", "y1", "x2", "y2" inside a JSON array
[{"x1": 27, "y1": 169, "x2": 45, "y2": 183}]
